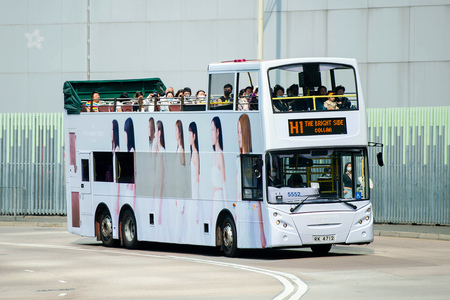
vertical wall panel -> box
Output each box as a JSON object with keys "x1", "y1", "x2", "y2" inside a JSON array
[
  {"x1": 0, "y1": 113, "x2": 65, "y2": 216},
  {"x1": 368, "y1": 106, "x2": 450, "y2": 225}
]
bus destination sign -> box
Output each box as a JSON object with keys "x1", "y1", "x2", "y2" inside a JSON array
[{"x1": 288, "y1": 117, "x2": 347, "y2": 136}]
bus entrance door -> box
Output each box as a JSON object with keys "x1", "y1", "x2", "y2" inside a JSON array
[{"x1": 78, "y1": 152, "x2": 93, "y2": 234}]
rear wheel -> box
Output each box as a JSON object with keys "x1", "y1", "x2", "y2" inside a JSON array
[
  {"x1": 122, "y1": 209, "x2": 138, "y2": 249},
  {"x1": 100, "y1": 210, "x2": 115, "y2": 247},
  {"x1": 311, "y1": 244, "x2": 332, "y2": 255},
  {"x1": 222, "y1": 216, "x2": 238, "y2": 257}
]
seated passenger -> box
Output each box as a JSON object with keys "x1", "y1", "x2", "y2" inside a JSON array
[
  {"x1": 183, "y1": 87, "x2": 192, "y2": 98},
  {"x1": 272, "y1": 84, "x2": 290, "y2": 112},
  {"x1": 160, "y1": 91, "x2": 173, "y2": 112},
  {"x1": 287, "y1": 173, "x2": 303, "y2": 188},
  {"x1": 194, "y1": 89, "x2": 206, "y2": 104},
  {"x1": 244, "y1": 86, "x2": 253, "y2": 97},
  {"x1": 115, "y1": 92, "x2": 130, "y2": 112},
  {"x1": 237, "y1": 89, "x2": 248, "y2": 111},
  {"x1": 335, "y1": 85, "x2": 351, "y2": 109},
  {"x1": 315, "y1": 86, "x2": 327, "y2": 110},
  {"x1": 324, "y1": 92, "x2": 339, "y2": 110},
  {"x1": 249, "y1": 87, "x2": 259, "y2": 110},
  {"x1": 175, "y1": 89, "x2": 184, "y2": 99},
  {"x1": 86, "y1": 91, "x2": 100, "y2": 112},
  {"x1": 288, "y1": 84, "x2": 309, "y2": 111},
  {"x1": 219, "y1": 83, "x2": 233, "y2": 103},
  {"x1": 268, "y1": 166, "x2": 281, "y2": 187},
  {"x1": 133, "y1": 91, "x2": 144, "y2": 112}
]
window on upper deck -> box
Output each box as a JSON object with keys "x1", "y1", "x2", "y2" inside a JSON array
[
  {"x1": 268, "y1": 63, "x2": 358, "y2": 113},
  {"x1": 236, "y1": 71, "x2": 259, "y2": 111},
  {"x1": 208, "y1": 73, "x2": 235, "y2": 111}
]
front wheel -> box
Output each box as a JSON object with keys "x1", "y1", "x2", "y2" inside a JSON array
[
  {"x1": 222, "y1": 216, "x2": 238, "y2": 257},
  {"x1": 311, "y1": 244, "x2": 332, "y2": 255},
  {"x1": 122, "y1": 209, "x2": 138, "y2": 249},
  {"x1": 100, "y1": 210, "x2": 116, "y2": 247}
]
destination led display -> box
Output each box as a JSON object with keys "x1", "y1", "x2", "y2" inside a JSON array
[{"x1": 288, "y1": 118, "x2": 347, "y2": 136}]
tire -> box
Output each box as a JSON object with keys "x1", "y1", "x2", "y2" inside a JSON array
[
  {"x1": 121, "y1": 209, "x2": 138, "y2": 249},
  {"x1": 311, "y1": 244, "x2": 332, "y2": 255},
  {"x1": 100, "y1": 210, "x2": 116, "y2": 247},
  {"x1": 222, "y1": 216, "x2": 238, "y2": 257}
]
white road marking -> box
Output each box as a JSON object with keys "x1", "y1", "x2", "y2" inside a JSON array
[
  {"x1": 59, "y1": 293, "x2": 67, "y2": 297},
  {"x1": 59, "y1": 280, "x2": 67, "y2": 284},
  {"x1": 1, "y1": 242, "x2": 308, "y2": 299},
  {"x1": 24, "y1": 269, "x2": 35, "y2": 272}
]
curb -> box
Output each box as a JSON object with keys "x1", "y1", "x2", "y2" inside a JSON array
[{"x1": 374, "y1": 230, "x2": 450, "y2": 241}]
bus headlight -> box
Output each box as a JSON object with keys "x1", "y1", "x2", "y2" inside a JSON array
[{"x1": 276, "y1": 220, "x2": 280, "y2": 225}]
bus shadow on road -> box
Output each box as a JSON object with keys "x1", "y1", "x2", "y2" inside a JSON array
[{"x1": 132, "y1": 242, "x2": 373, "y2": 260}]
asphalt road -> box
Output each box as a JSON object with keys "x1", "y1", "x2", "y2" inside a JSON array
[{"x1": 0, "y1": 226, "x2": 449, "y2": 299}]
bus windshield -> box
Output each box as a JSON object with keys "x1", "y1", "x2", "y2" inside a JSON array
[
  {"x1": 268, "y1": 63, "x2": 358, "y2": 112},
  {"x1": 266, "y1": 148, "x2": 369, "y2": 204}
]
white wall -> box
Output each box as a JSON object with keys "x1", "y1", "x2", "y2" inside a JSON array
[{"x1": 0, "y1": 0, "x2": 449, "y2": 112}]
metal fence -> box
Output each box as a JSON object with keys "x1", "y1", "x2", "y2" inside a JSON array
[
  {"x1": 0, "y1": 113, "x2": 65, "y2": 216},
  {"x1": 0, "y1": 109, "x2": 449, "y2": 224}
]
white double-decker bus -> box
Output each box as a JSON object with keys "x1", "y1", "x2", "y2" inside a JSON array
[{"x1": 64, "y1": 58, "x2": 374, "y2": 257}]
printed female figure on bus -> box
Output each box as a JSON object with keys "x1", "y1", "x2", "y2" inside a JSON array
[
  {"x1": 148, "y1": 117, "x2": 157, "y2": 152},
  {"x1": 108, "y1": 119, "x2": 119, "y2": 183},
  {"x1": 188, "y1": 122, "x2": 200, "y2": 200},
  {"x1": 124, "y1": 118, "x2": 135, "y2": 152},
  {"x1": 236, "y1": 114, "x2": 266, "y2": 248},
  {"x1": 112, "y1": 119, "x2": 120, "y2": 153},
  {"x1": 155, "y1": 120, "x2": 166, "y2": 225},
  {"x1": 175, "y1": 120, "x2": 188, "y2": 241},
  {"x1": 211, "y1": 116, "x2": 227, "y2": 201},
  {"x1": 187, "y1": 121, "x2": 201, "y2": 242}
]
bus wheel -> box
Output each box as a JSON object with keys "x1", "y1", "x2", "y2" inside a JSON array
[
  {"x1": 100, "y1": 211, "x2": 115, "y2": 247},
  {"x1": 122, "y1": 209, "x2": 138, "y2": 249},
  {"x1": 222, "y1": 216, "x2": 238, "y2": 257},
  {"x1": 311, "y1": 244, "x2": 332, "y2": 255}
]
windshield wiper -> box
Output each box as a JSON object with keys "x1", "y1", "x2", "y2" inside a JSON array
[
  {"x1": 290, "y1": 195, "x2": 315, "y2": 213},
  {"x1": 336, "y1": 199, "x2": 357, "y2": 210}
]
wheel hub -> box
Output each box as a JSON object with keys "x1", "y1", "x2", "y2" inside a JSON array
[
  {"x1": 101, "y1": 216, "x2": 112, "y2": 239},
  {"x1": 223, "y1": 223, "x2": 233, "y2": 248},
  {"x1": 124, "y1": 217, "x2": 135, "y2": 241}
]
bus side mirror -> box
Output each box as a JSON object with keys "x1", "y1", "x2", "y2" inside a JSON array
[
  {"x1": 369, "y1": 142, "x2": 384, "y2": 167},
  {"x1": 252, "y1": 158, "x2": 263, "y2": 179},
  {"x1": 377, "y1": 152, "x2": 384, "y2": 167}
]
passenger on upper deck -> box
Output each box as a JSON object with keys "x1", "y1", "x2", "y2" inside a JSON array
[
  {"x1": 175, "y1": 89, "x2": 184, "y2": 100},
  {"x1": 314, "y1": 86, "x2": 327, "y2": 110},
  {"x1": 115, "y1": 92, "x2": 129, "y2": 112},
  {"x1": 195, "y1": 90, "x2": 206, "y2": 104},
  {"x1": 183, "y1": 87, "x2": 192, "y2": 98},
  {"x1": 324, "y1": 92, "x2": 339, "y2": 110},
  {"x1": 165, "y1": 86, "x2": 174, "y2": 96},
  {"x1": 335, "y1": 85, "x2": 351, "y2": 109},
  {"x1": 86, "y1": 91, "x2": 100, "y2": 112},
  {"x1": 238, "y1": 89, "x2": 248, "y2": 111},
  {"x1": 288, "y1": 84, "x2": 309, "y2": 111},
  {"x1": 249, "y1": 87, "x2": 258, "y2": 110},
  {"x1": 219, "y1": 83, "x2": 233, "y2": 103},
  {"x1": 244, "y1": 86, "x2": 253, "y2": 97},
  {"x1": 272, "y1": 84, "x2": 290, "y2": 112}
]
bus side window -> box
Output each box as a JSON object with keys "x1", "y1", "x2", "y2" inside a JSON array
[
  {"x1": 208, "y1": 73, "x2": 235, "y2": 111},
  {"x1": 241, "y1": 155, "x2": 263, "y2": 200},
  {"x1": 115, "y1": 152, "x2": 135, "y2": 183},
  {"x1": 93, "y1": 152, "x2": 114, "y2": 182},
  {"x1": 236, "y1": 71, "x2": 259, "y2": 111}
]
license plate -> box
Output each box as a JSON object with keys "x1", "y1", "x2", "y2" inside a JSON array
[{"x1": 313, "y1": 235, "x2": 335, "y2": 242}]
